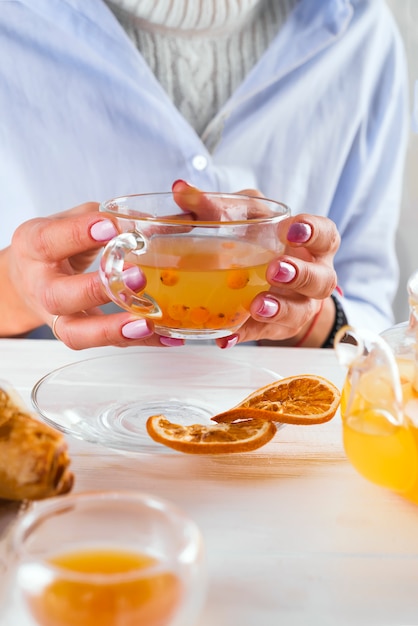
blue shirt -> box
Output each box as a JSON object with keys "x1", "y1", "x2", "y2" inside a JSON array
[{"x1": 0, "y1": 0, "x2": 409, "y2": 332}]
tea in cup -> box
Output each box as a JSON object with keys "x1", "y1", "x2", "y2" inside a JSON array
[
  {"x1": 9, "y1": 491, "x2": 206, "y2": 626},
  {"x1": 99, "y1": 191, "x2": 290, "y2": 340}
]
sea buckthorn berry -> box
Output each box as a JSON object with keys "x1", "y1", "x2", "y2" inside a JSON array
[
  {"x1": 189, "y1": 307, "x2": 211, "y2": 325},
  {"x1": 160, "y1": 269, "x2": 179, "y2": 286},
  {"x1": 167, "y1": 303, "x2": 190, "y2": 321},
  {"x1": 206, "y1": 312, "x2": 227, "y2": 329},
  {"x1": 227, "y1": 268, "x2": 250, "y2": 289}
]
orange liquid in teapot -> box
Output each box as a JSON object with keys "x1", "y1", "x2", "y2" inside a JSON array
[{"x1": 341, "y1": 359, "x2": 418, "y2": 502}]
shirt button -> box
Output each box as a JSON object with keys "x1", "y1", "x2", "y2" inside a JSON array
[{"x1": 192, "y1": 155, "x2": 208, "y2": 171}]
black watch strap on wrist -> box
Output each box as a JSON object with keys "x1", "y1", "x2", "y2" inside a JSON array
[{"x1": 321, "y1": 294, "x2": 348, "y2": 349}]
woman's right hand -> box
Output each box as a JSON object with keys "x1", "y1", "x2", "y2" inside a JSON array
[{"x1": 1, "y1": 202, "x2": 185, "y2": 349}]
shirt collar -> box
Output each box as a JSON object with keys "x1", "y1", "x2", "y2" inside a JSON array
[
  {"x1": 227, "y1": 0, "x2": 353, "y2": 103},
  {"x1": 268, "y1": 0, "x2": 354, "y2": 75}
]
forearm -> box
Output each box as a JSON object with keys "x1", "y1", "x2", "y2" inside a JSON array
[{"x1": 0, "y1": 247, "x2": 43, "y2": 337}]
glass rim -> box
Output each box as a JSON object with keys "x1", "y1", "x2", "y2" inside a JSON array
[
  {"x1": 12, "y1": 490, "x2": 202, "y2": 583},
  {"x1": 99, "y1": 191, "x2": 290, "y2": 226}
]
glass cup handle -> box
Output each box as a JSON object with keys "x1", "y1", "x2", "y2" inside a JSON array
[{"x1": 99, "y1": 232, "x2": 160, "y2": 316}]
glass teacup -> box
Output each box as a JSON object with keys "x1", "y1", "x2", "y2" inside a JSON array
[
  {"x1": 99, "y1": 190, "x2": 290, "y2": 340},
  {"x1": 8, "y1": 491, "x2": 206, "y2": 626}
]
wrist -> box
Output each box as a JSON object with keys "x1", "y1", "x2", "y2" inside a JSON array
[
  {"x1": 320, "y1": 294, "x2": 348, "y2": 348},
  {"x1": 292, "y1": 296, "x2": 336, "y2": 348},
  {"x1": 0, "y1": 248, "x2": 43, "y2": 336},
  {"x1": 258, "y1": 296, "x2": 336, "y2": 348}
]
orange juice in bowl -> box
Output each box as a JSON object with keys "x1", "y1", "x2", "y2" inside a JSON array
[
  {"x1": 25, "y1": 548, "x2": 181, "y2": 626},
  {"x1": 9, "y1": 491, "x2": 206, "y2": 626}
]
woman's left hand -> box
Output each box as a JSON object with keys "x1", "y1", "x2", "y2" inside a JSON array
[
  {"x1": 174, "y1": 180, "x2": 341, "y2": 349},
  {"x1": 221, "y1": 211, "x2": 340, "y2": 347}
]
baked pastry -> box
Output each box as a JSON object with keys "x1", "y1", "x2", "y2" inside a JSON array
[{"x1": 0, "y1": 384, "x2": 73, "y2": 500}]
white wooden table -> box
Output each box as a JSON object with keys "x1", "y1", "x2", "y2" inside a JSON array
[{"x1": 1, "y1": 339, "x2": 418, "y2": 626}]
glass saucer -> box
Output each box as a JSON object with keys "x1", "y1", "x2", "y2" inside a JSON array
[{"x1": 31, "y1": 349, "x2": 281, "y2": 454}]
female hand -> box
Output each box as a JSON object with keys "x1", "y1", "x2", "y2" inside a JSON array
[
  {"x1": 4, "y1": 183, "x2": 339, "y2": 350},
  {"x1": 2, "y1": 203, "x2": 184, "y2": 349},
  {"x1": 172, "y1": 180, "x2": 340, "y2": 349},
  {"x1": 224, "y1": 210, "x2": 341, "y2": 347}
]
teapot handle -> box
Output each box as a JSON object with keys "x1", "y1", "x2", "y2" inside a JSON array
[{"x1": 334, "y1": 325, "x2": 404, "y2": 426}]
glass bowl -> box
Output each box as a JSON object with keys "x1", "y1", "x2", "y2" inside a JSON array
[{"x1": 31, "y1": 349, "x2": 281, "y2": 454}]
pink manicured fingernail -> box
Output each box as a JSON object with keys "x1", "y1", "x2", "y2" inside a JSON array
[
  {"x1": 122, "y1": 266, "x2": 145, "y2": 291},
  {"x1": 121, "y1": 319, "x2": 153, "y2": 339},
  {"x1": 272, "y1": 261, "x2": 296, "y2": 283},
  {"x1": 257, "y1": 296, "x2": 279, "y2": 318},
  {"x1": 90, "y1": 219, "x2": 118, "y2": 242},
  {"x1": 159, "y1": 336, "x2": 185, "y2": 347},
  {"x1": 172, "y1": 179, "x2": 193, "y2": 190},
  {"x1": 287, "y1": 223, "x2": 312, "y2": 243},
  {"x1": 219, "y1": 334, "x2": 239, "y2": 349}
]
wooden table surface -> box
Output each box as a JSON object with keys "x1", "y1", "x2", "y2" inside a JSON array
[{"x1": 1, "y1": 339, "x2": 418, "y2": 626}]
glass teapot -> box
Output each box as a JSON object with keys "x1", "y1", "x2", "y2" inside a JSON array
[{"x1": 334, "y1": 270, "x2": 418, "y2": 503}]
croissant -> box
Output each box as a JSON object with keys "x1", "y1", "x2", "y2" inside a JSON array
[{"x1": 0, "y1": 385, "x2": 74, "y2": 501}]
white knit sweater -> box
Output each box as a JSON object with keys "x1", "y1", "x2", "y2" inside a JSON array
[{"x1": 105, "y1": 0, "x2": 297, "y2": 138}]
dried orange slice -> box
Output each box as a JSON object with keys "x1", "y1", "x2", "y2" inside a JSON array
[
  {"x1": 146, "y1": 415, "x2": 277, "y2": 454},
  {"x1": 211, "y1": 374, "x2": 341, "y2": 425}
]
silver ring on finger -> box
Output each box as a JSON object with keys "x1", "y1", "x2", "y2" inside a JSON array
[{"x1": 51, "y1": 315, "x2": 62, "y2": 341}]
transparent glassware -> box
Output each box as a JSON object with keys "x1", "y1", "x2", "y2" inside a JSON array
[
  {"x1": 30, "y1": 350, "x2": 281, "y2": 454},
  {"x1": 334, "y1": 318, "x2": 418, "y2": 503},
  {"x1": 7, "y1": 491, "x2": 206, "y2": 626},
  {"x1": 335, "y1": 327, "x2": 418, "y2": 503},
  {"x1": 99, "y1": 191, "x2": 290, "y2": 340},
  {"x1": 381, "y1": 269, "x2": 418, "y2": 362}
]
